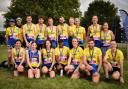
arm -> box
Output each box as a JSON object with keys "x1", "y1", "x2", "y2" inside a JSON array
[
  {"x1": 26, "y1": 50, "x2": 33, "y2": 69},
  {"x1": 34, "y1": 25, "x2": 37, "y2": 41},
  {"x1": 45, "y1": 27, "x2": 48, "y2": 39},
  {"x1": 12, "y1": 50, "x2": 17, "y2": 67},
  {"x1": 97, "y1": 55, "x2": 102, "y2": 73},
  {"x1": 23, "y1": 26, "x2": 28, "y2": 45},
  {"x1": 19, "y1": 49, "x2": 25, "y2": 66},
  {"x1": 111, "y1": 31, "x2": 115, "y2": 40},
  {"x1": 50, "y1": 49, "x2": 56, "y2": 69},
  {"x1": 120, "y1": 60, "x2": 123, "y2": 78},
  {"x1": 86, "y1": 27, "x2": 90, "y2": 41},
  {"x1": 37, "y1": 51, "x2": 42, "y2": 67}
]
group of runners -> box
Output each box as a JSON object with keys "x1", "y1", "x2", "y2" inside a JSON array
[{"x1": 5, "y1": 15, "x2": 124, "y2": 83}]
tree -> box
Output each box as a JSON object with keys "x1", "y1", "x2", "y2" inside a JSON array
[
  {"x1": 81, "y1": 0, "x2": 125, "y2": 42},
  {"x1": 4, "y1": 0, "x2": 81, "y2": 25}
]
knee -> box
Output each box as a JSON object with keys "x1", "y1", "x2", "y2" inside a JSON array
[
  {"x1": 28, "y1": 69, "x2": 34, "y2": 79},
  {"x1": 42, "y1": 66, "x2": 48, "y2": 74},
  {"x1": 112, "y1": 71, "x2": 120, "y2": 80},
  {"x1": 80, "y1": 64, "x2": 86, "y2": 71},
  {"x1": 17, "y1": 65, "x2": 24, "y2": 72},
  {"x1": 50, "y1": 71, "x2": 55, "y2": 78},
  {"x1": 64, "y1": 66, "x2": 69, "y2": 71},
  {"x1": 57, "y1": 64, "x2": 62, "y2": 71},
  {"x1": 35, "y1": 69, "x2": 40, "y2": 79}
]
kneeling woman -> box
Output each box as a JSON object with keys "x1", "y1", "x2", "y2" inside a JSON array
[
  {"x1": 41, "y1": 40, "x2": 55, "y2": 78},
  {"x1": 26, "y1": 42, "x2": 41, "y2": 79},
  {"x1": 65, "y1": 37, "x2": 84, "y2": 79},
  {"x1": 12, "y1": 39, "x2": 25, "y2": 76}
]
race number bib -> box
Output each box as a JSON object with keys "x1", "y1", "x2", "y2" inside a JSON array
[
  {"x1": 77, "y1": 37, "x2": 81, "y2": 41},
  {"x1": 27, "y1": 33, "x2": 34, "y2": 39},
  {"x1": 31, "y1": 58, "x2": 38, "y2": 66},
  {"x1": 93, "y1": 36, "x2": 99, "y2": 40},
  {"x1": 59, "y1": 55, "x2": 67, "y2": 62},
  {"x1": 44, "y1": 58, "x2": 52, "y2": 64},
  {"x1": 60, "y1": 34, "x2": 67, "y2": 39},
  {"x1": 72, "y1": 59, "x2": 79, "y2": 65},
  {"x1": 110, "y1": 61, "x2": 118, "y2": 67},
  {"x1": 49, "y1": 34, "x2": 55, "y2": 40},
  {"x1": 38, "y1": 33, "x2": 44, "y2": 40}
]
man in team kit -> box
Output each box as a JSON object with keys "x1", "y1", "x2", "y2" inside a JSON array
[{"x1": 4, "y1": 15, "x2": 125, "y2": 84}]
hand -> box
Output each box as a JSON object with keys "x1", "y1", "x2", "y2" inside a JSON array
[
  {"x1": 49, "y1": 67, "x2": 52, "y2": 72},
  {"x1": 15, "y1": 64, "x2": 18, "y2": 68},
  {"x1": 26, "y1": 42, "x2": 29, "y2": 47},
  {"x1": 74, "y1": 69, "x2": 79, "y2": 74},
  {"x1": 120, "y1": 77, "x2": 124, "y2": 84},
  {"x1": 87, "y1": 65, "x2": 93, "y2": 71},
  {"x1": 93, "y1": 72, "x2": 99, "y2": 76}
]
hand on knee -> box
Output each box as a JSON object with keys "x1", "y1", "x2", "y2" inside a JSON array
[
  {"x1": 57, "y1": 64, "x2": 62, "y2": 71},
  {"x1": 50, "y1": 71, "x2": 55, "y2": 78},
  {"x1": 80, "y1": 64, "x2": 85, "y2": 71},
  {"x1": 112, "y1": 71, "x2": 120, "y2": 80},
  {"x1": 17, "y1": 65, "x2": 24, "y2": 72},
  {"x1": 42, "y1": 67, "x2": 48, "y2": 74}
]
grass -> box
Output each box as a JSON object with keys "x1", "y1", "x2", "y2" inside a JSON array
[{"x1": 0, "y1": 45, "x2": 128, "y2": 89}]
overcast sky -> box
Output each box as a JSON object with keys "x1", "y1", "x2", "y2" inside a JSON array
[{"x1": 0, "y1": 0, "x2": 128, "y2": 31}]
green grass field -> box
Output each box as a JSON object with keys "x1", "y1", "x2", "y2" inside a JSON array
[{"x1": 0, "y1": 45, "x2": 128, "y2": 89}]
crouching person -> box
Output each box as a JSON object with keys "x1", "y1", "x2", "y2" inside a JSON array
[
  {"x1": 55, "y1": 39, "x2": 70, "y2": 76},
  {"x1": 41, "y1": 40, "x2": 55, "y2": 78},
  {"x1": 26, "y1": 42, "x2": 41, "y2": 79},
  {"x1": 103, "y1": 40, "x2": 124, "y2": 83},
  {"x1": 80, "y1": 38, "x2": 102, "y2": 83},
  {"x1": 12, "y1": 39, "x2": 25, "y2": 76},
  {"x1": 65, "y1": 37, "x2": 84, "y2": 79}
]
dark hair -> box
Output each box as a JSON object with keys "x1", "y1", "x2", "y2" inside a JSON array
[
  {"x1": 15, "y1": 39, "x2": 22, "y2": 44},
  {"x1": 43, "y1": 40, "x2": 52, "y2": 48},
  {"x1": 38, "y1": 16, "x2": 44, "y2": 20},
  {"x1": 26, "y1": 15, "x2": 32, "y2": 18},
  {"x1": 31, "y1": 41, "x2": 36, "y2": 45},
  {"x1": 87, "y1": 38, "x2": 94, "y2": 42},
  {"x1": 58, "y1": 39, "x2": 64, "y2": 44},
  {"x1": 101, "y1": 22, "x2": 109, "y2": 31},
  {"x1": 48, "y1": 17, "x2": 53, "y2": 20}
]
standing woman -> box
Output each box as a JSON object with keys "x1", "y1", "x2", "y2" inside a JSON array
[
  {"x1": 100, "y1": 22, "x2": 115, "y2": 57},
  {"x1": 65, "y1": 37, "x2": 84, "y2": 79},
  {"x1": 26, "y1": 42, "x2": 41, "y2": 79},
  {"x1": 41, "y1": 40, "x2": 55, "y2": 78}
]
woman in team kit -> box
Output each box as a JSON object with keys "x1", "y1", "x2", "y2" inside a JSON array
[
  {"x1": 26, "y1": 42, "x2": 41, "y2": 79},
  {"x1": 65, "y1": 37, "x2": 84, "y2": 79},
  {"x1": 100, "y1": 22, "x2": 115, "y2": 56},
  {"x1": 41, "y1": 40, "x2": 55, "y2": 78},
  {"x1": 12, "y1": 39, "x2": 25, "y2": 76},
  {"x1": 4, "y1": 15, "x2": 125, "y2": 84}
]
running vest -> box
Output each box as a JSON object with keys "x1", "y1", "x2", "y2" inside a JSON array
[
  {"x1": 89, "y1": 24, "x2": 101, "y2": 40},
  {"x1": 12, "y1": 47, "x2": 24, "y2": 63},
  {"x1": 28, "y1": 50, "x2": 39, "y2": 67},
  {"x1": 47, "y1": 26, "x2": 57, "y2": 40}
]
